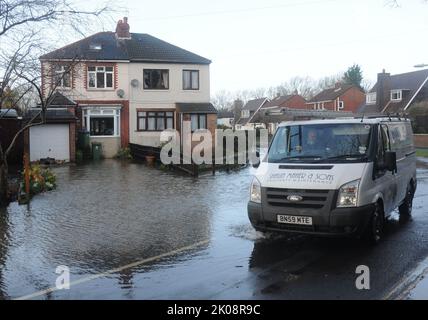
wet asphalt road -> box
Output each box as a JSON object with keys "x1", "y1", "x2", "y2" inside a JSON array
[{"x1": 0, "y1": 159, "x2": 428, "y2": 300}]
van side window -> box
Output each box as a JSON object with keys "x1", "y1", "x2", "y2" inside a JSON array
[
  {"x1": 381, "y1": 125, "x2": 391, "y2": 152},
  {"x1": 376, "y1": 125, "x2": 390, "y2": 169}
]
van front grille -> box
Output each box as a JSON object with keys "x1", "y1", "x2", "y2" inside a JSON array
[{"x1": 265, "y1": 188, "x2": 329, "y2": 209}]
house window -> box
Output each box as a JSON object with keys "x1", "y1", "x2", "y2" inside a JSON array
[
  {"x1": 87, "y1": 66, "x2": 114, "y2": 89},
  {"x1": 190, "y1": 114, "x2": 207, "y2": 131},
  {"x1": 54, "y1": 65, "x2": 71, "y2": 88},
  {"x1": 137, "y1": 111, "x2": 174, "y2": 131},
  {"x1": 183, "y1": 70, "x2": 199, "y2": 90},
  {"x1": 241, "y1": 110, "x2": 250, "y2": 118},
  {"x1": 390, "y1": 89, "x2": 402, "y2": 101},
  {"x1": 366, "y1": 92, "x2": 376, "y2": 104},
  {"x1": 83, "y1": 108, "x2": 120, "y2": 136},
  {"x1": 143, "y1": 69, "x2": 169, "y2": 89},
  {"x1": 337, "y1": 101, "x2": 344, "y2": 110}
]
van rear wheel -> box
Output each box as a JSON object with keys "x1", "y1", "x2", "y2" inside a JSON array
[
  {"x1": 364, "y1": 202, "x2": 384, "y2": 245},
  {"x1": 399, "y1": 182, "x2": 414, "y2": 218}
]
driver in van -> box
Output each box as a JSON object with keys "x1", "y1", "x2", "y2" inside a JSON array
[{"x1": 306, "y1": 128, "x2": 319, "y2": 146}]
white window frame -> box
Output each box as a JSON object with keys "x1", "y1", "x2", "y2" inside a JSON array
[
  {"x1": 87, "y1": 66, "x2": 114, "y2": 89},
  {"x1": 366, "y1": 92, "x2": 376, "y2": 105},
  {"x1": 83, "y1": 107, "x2": 121, "y2": 137},
  {"x1": 337, "y1": 100, "x2": 344, "y2": 110},
  {"x1": 54, "y1": 65, "x2": 71, "y2": 88},
  {"x1": 390, "y1": 89, "x2": 402, "y2": 102}
]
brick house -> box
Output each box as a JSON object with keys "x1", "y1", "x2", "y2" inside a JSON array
[
  {"x1": 306, "y1": 83, "x2": 365, "y2": 113},
  {"x1": 38, "y1": 17, "x2": 216, "y2": 159},
  {"x1": 359, "y1": 69, "x2": 428, "y2": 114}
]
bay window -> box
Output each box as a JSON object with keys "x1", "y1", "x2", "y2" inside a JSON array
[
  {"x1": 88, "y1": 66, "x2": 114, "y2": 89},
  {"x1": 83, "y1": 108, "x2": 120, "y2": 137}
]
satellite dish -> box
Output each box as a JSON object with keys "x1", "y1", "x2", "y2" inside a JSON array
[
  {"x1": 131, "y1": 79, "x2": 139, "y2": 87},
  {"x1": 116, "y1": 89, "x2": 125, "y2": 98}
]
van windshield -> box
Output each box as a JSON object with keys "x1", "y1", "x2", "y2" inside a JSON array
[{"x1": 268, "y1": 123, "x2": 372, "y2": 163}]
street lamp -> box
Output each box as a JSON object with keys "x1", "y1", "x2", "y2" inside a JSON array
[{"x1": 414, "y1": 63, "x2": 428, "y2": 68}]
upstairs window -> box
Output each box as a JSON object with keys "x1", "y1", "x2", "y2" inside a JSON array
[
  {"x1": 183, "y1": 70, "x2": 199, "y2": 90},
  {"x1": 241, "y1": 110, "x2": 250, "y2": 118},
  {"x1": 366, "y1": 92, "x2": 376, "y2": 104},
  {"x1": 54, "y1": 65, "x2": 71, "y2": 88},
  {"x1": 88, "y1": 66, "x2": 114, "y2": 89},
  {"x1": 390, "y1": 89, "x2": 402, "y2": 102},
  {"x1": 143, "y1": 69, "x2": 169, "y2": 90}
]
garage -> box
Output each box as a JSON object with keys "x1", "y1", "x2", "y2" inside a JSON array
[{"x1": 30, "y1": 124, "x2": 70, "y2": 162}]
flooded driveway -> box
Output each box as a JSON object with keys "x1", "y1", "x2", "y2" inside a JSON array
[{"x1": 1, "y1": 159, "x2": 428, "y2": 299}]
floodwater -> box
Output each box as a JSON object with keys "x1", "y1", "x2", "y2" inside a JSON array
[
  {"x1": 1, "y1": 159, "x2": 428, "y2": 300},
  {"x1": 0, "y1": 160, "x2": 259, "y2": 299}
]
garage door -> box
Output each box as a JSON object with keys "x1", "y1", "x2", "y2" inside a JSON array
[{"x1": 30, "y1": 124, "x2": 70, "y2": 162}]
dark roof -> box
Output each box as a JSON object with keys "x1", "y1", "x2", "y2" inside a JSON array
[
  {"x1": 47, "y1": 91, "x2": 76, "y2": 107},
  {"x1": 308, "y1": 84, "x2": 359, "y2": 103},
  {"x1": 360, "y1": 69, "x2": 428, "y2": 114},
  {"x1": 217, "y1": 110, "x2": 234, "y2": 118},
  {"x1": 262, "y1": 95, "x2": 294, "y2": 108},
  {"x1": 25, "y1": 109, "x2": 77, "y2": 122},
  {"x1": 40, "y1": 32, "x2": 211, "y2": 65},
  {"x1": 176, "y1": 103, "x2": 217, "y2": 114},
  {"x1": 369, "y1": 69, "x2": 428, "y2": 93},
  {"x1": 0, "y1": 109, "x2": 18, "y2": 118},
  {"x1": 242, "y1": 98, "x2": 268, "y2": 111}
]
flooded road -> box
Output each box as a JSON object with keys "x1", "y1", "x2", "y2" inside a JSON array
[{"x1": 1, "y1": 159, "x2": 428, "y2": 299}]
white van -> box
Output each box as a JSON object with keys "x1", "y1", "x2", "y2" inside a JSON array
[{"x1": 248, "y1": 117, "x2": 416, "y2": 244}]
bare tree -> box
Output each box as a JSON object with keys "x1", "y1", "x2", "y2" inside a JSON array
[{"x1": 0, "y1": 0, "x2": 113, "y2": 206}]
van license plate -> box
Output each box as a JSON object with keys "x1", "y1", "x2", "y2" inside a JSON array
[{"x1": 277, "y1": 215, "x2": 313, "y2": 225}]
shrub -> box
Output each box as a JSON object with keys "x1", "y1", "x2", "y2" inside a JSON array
[
  {"x1": 23, "y1": 165, "x2": 57, "y2": 195},
  {"x1": 115, "y1": 147, "x2": 133, "y2": 160}
]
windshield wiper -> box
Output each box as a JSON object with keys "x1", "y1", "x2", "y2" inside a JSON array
[
  {"x1": 324, "y1": 154, "x2": 368, "y2": 161},
  {"x1": 271, "y1": 155, "x2": 322, "y2": 163}
]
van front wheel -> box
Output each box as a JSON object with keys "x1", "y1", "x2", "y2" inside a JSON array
[
  {"x1": 399, "y1": 183, "x2": 414, "y2": 218},
  {"x1": 364, "y1": 203, "x2": 384, "y2": 245}
]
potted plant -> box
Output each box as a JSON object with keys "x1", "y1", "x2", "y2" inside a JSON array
[{"x1": 145, "y1": 151, "x2": 156, "y2": 165}]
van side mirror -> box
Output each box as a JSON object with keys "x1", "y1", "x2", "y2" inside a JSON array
[
  {"x1": 384, "y1": 151, "x2": 397, "y2": 173},
  {"x1": 252, "y1": 151, "x2": 260, "y2": 168}
]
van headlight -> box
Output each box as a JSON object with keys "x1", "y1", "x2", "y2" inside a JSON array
[
  {"x1": 337, "y1": 179, "x2": 360, "y2": 207},
  {"x1": 250, "y1": 177, "x2": 261, "y2": 203}
]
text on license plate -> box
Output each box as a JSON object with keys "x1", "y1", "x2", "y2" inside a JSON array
[{"x1": 277, "y1": 215, "x2": 313, "y2": 225}]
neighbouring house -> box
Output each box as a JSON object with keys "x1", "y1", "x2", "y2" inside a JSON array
[
  {"x1": 38, "y1": 17, "x2": 216, "y2": 160},
  {"x1": 306, "y1": 83, "x2": 365, "y2": 113},
  {"x1": 358, "y1": 69, "x2": 428, "y2": 115},
  {"x1": 0, "y1": 109, "x2": 23, "y2": 165},
  {"x1": 255, "y1": 94, "x2": 307, "y2": 133},
  {"x1": 235, "y1": 98, "x2": 269, "y2": 130},
  {"x1": 25, "y1": 92, "x2": 77, "y2": 162},
  {"x1": 216, "y1": 110, "x2": 235, "y2": 128}
]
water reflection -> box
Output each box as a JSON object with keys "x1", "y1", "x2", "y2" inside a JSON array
[{"x1": 1, "y1": 160, "x2": 226, "y2": 298}]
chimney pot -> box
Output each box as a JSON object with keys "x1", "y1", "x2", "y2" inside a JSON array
[{"x1": 116, "y1": 17, "x2": 130, "y2": 39}]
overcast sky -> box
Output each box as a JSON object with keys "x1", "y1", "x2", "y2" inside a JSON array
[{"x1": 79, "y1": 0, "x2": 428, "y2": 94}]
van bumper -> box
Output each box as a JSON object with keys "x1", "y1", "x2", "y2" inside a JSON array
[{"x1": 248, "y1": 202, "x2": 375, "y2": 237}]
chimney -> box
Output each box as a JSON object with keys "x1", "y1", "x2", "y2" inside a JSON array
[
  {"x1": 116, "y1": 17, "x2": 130, "y2": 39},
  {"x1": 335, "y1": 82, "x2": 342, "y2": 89},
  {"x1": 376, "y1": 69, "x2": 390, "y2": 112}
]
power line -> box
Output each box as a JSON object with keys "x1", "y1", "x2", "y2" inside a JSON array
[{"x1": 128, "y1": 0, "x2": 342, "y2": 21}]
